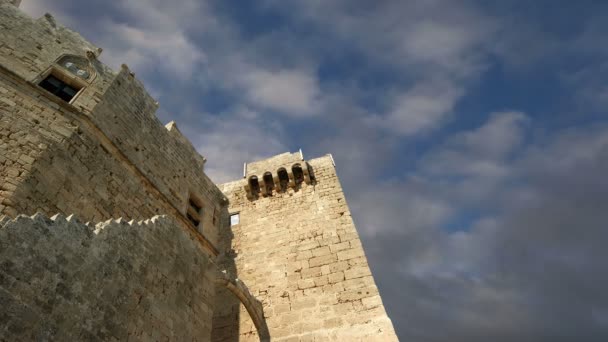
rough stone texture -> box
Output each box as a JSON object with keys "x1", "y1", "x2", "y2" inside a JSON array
[
  {"x1": 214, "y1": 270, "x2": 270, "y2": 342},
  {"x1": 0, "y1": 213, "x2": 216, "y2": 341},
  {"x1": 0, "y1": 0, "x2": 225, "y2": 249},
  {"x1": 0, "y1": 2, "x2": 114, "y2": 114},
  {"x1": 245, "y1": 152, "x2": 304, "y2": 179},
  {"x1": 0, "y1": 2, "x2": 397, "y2": 341},
  {"x1": 220, "y1": 153, "x2": 398, "y2": 341}
]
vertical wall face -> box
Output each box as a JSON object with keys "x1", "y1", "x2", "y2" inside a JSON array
[
  {"x1": 0, "y1": 71, "x2": 161, "y2": 221},
  {"x1": 0, "y1": 2, "x2": 226, "y2": 249},
  {"x1": 220, "y1": 153, "x2": 398, "y2": 341},
  {"x1": 0, "y1": 214, "x2": 216, "y2": 341},
  {"x1": 87, "y1": 67, "x2": 224, "y2": 246}
]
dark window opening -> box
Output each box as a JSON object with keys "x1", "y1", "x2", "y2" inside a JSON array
[
  {"x1": 278, "y1": 168, "x2": 289, "y2": 191},
  {"x1": 307, "y1": 163, "x2": 315, "y2": 182},
  {"x1": 38, "y1": 74, "x2": 81, "y2": 102},
  {"x1": 293, "y1": 164, "x2": 304, "y2": 185},
  {"x1": 187, "y1": 212, "x2": 200, "y2": 227},
  {"x1": 263, "y1": 172, "x2": 274, "y2": 195},
  {"x1": 249, "y1": 176, "x2": 260, "y2": 195},
  {"x1": 189, "y1": 198, "x2": 202, "y2": 213},
  {"x1": 187, "y1": 194, "x2": 203, "y2": 229}
]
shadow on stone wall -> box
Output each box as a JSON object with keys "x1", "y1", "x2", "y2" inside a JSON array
[
  {"x1": 0, "y1": 213, "x2": 217, "y2": 341},
  {"x1": 211, "y1": 206, "x2": 270, "y2": 342}
]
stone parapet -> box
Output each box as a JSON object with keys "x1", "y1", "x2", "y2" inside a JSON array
[{"x1": 0, "y1": 213, "x2": 217, "y2": 341}]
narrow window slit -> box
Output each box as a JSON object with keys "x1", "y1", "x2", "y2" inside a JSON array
[
  {"x1": 293, "y1": 164, "x2": 304, "y2": 186},
  {"x1": 249, "y1": 176, "x2": 260, "y2": 196},
  {"x1": 278, "y1": 168, "x2": 289, "y2": 191},
  {"x1": 187, "y1": 194, "x2": 203, "y2": 230},
  {"x1": 263, "y1": 172, "x2": 274, "y2": 195}
]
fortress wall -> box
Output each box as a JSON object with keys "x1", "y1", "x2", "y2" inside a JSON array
[
  {"x1": 0, "y1": 214, "x2": 216, "y2": 341},
  {"x1": 0, "y1": 3, "x2": 227, "y2": 248},
  {"x1": 212, "y1": 285, "x2": 247, "y2": 341},
  {"x1": 0, "y1": 75, "x2": 46, "y2": 217},
  {"x1": 220, "y1": 155, "x2": 398, "y2": 341},
  {"x1": 0, "y1": 70, "x2": 163, "y2": 223},
  {"x1": 88, "y1": 67, "x2": 225, "y2": 246},
  {"x1": 0, "y1": 2, "x2": 116, "y2": 114}
]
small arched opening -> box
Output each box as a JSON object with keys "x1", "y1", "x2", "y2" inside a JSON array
[
  {"x1": 277, "y1": 168, "x2": 289, "y2": 191},
  {"x1": 262, "y1": 172, "x2": 274, "y2": 196},
  {"x1": 292, "y1": 163, "x2": 304, "y2": 186},
  {"x1": 248, "y1": 176, "x2": 260, "y2": 196},
  {"x1": 212, "y1": 272, "x2": 271, "y2": 342}
]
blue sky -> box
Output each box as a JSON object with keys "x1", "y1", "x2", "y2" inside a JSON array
[{"x1": 22, "y1": 0, "x2": 608, "y2": 340}]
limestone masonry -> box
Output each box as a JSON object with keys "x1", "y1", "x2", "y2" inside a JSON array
[{"x1": 0, "y1": 1, "x2": 398, "y2": 341}]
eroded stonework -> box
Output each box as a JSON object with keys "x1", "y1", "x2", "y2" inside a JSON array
[
  {"x1": 220, "y1": 154, "x2": 397, "y2": 341},
  {"x1": 0, "y1": 1, "x2": 398, "y2": 341},
  {"x1": 0, "y1": 214, "x2": 216, "y2": 341}
]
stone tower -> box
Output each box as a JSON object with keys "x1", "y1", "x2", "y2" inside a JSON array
[
  {"x1": 0, "y1": 1, "x2": 398, "y2": 340},
  {"x1": 218, "y1": 152, "x2": 398, "y2": 341}
]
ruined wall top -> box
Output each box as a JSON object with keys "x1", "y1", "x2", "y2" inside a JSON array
[
  {"x1": 221, "y1": 151, "x2": 324, "y2": 200},
  {"x1": 0, "y1": 212, "x2": 218, "y2": 340},
  {"x1": 244, "y1": 151, "x2": 304, "y2": 178}
]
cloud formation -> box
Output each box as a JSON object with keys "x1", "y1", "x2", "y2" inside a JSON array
[{"x1": 241, "y1": 68, "x2": 321, "y2": 116}]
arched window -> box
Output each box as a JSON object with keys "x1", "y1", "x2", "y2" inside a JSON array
[
  {"x1": 249, "y1": 175, "x2": 260, "y2": 195},
  {"x1": 277, "y1": 168, "x2": 289, "y2": 191},
  {"x1": 292, "y1": 164, "x2": 304, "y2": 186},
  {"x1": 56, "y1": 55, "x2": 94, "y2": 81},
  {"x1": 263, "y1": 172, "x2": 274, "y2": 195}
]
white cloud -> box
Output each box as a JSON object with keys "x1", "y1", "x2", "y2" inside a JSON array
[
  {"x1": 261, "y1": 0, "x2": 498, "y2": 137},
  {"x1": 100, "y1": 23, "x2": 205, "y2": 79},
  {"x1": 352, "y1": 179, "x2": 453, "y2": 237},
  {"x1": 379, "y1": 79, "x2": 464, "y2": 136},
  {"x1": 458, "y1": 111, "x2": 528, "y2": 159},
  {"x1": 241, "y1": 69, "x2": 321, "y2": 117},
  {"x1": 420, "y1": 111, "x2": 528, "y2": 179},
  {"x1": 400, "y1": 19, "x2": 489, "y2": 73}
]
